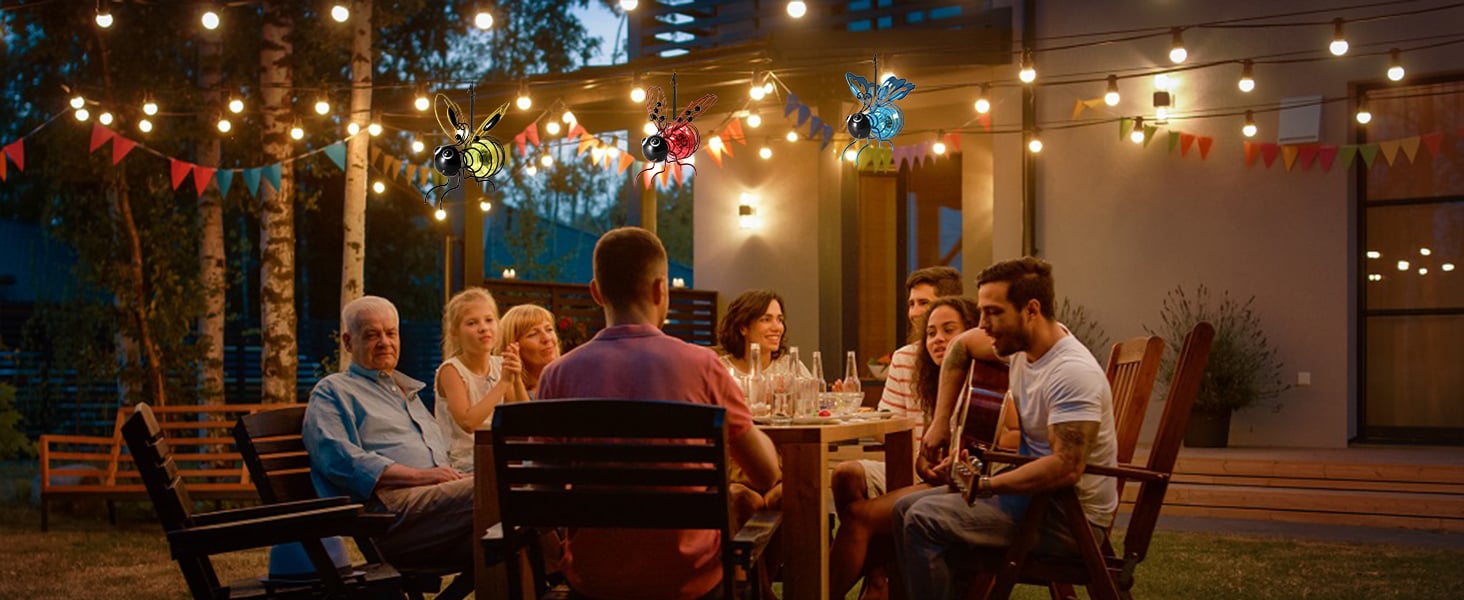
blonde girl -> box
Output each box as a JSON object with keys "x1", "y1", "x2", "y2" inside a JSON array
[{"x1": 435, "y1": 288, "x2": 525, "y2": 471}]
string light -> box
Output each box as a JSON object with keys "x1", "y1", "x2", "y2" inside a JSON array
[
  {"x1": 1027, "y1": 128, "x2": 1043, "y2": 153},
  {"x1": 367, "y1": 122, "x2": 383, "y2": 136},
  {"x1": 314, "y1": 96, "x2": 331, "y2": 116},
  {"x1": 290, "y1": 123, "x2": 305, "y2": 140},
  {"x1": 932, "y1": 132, "x2": 947, "y2": 155},
  {"x1": 545, "y1": 121, "x2": 561, "y2": 135},
  {"x1": 1355, "y1": 95, "x2": 1371, "y2": 124},
  {"x1": 1104, "y1": 75, "x2": 1120, "y2": 106},
  {"x1": 474, "y1": 10, "x2": 493, "y2": 30},
  {"x1": 561, "y1": 111, "x2": 576, "y2": 124},
  {"x1": 1238, "y1": 60, "x2": 1255, "y2": 93},
  {"x1": 1154, "y1": 73, "x2": 1171, "y2": 91},
  {"x1": 540, "y1": 154, "x2": 554, "y2": 167},
  {"x1": 98, "y1": 111, "x2": 113, "y2": 126},
  {"x1": 843, "y1": 148, "x2": 856, "y2": 162},
  {"x1": 881, "y1": 71, "x2": 896, "y2": 84},
  {"x1": 228, "y1": 96, "x2": 244, "y2": 114},
  {"x1": 1444, "y1": 263, "x2": 1456, "y2": 272},
  {"x1": 1329, "y1": 18, "x2": 1348, "y2": 56},
  {"x1": 606, "y1": 143, "x2": 620, "y2": 159},
  {"x1": 974, "y1": 83, "x2": 991, "y2": 114},
  {"x1": 750, "y1": 73, "x2": 767, "y2": 101},
  {"x1": 746, "y1": 112, "x2": 761, "y2": 128},
  {"x1": 411, "y1": 139, "x2": 425, "y2": 153},
  {"x1": 414, "y1": 91, "x2": 430, "y2": 112},
  {"x1": 347, "y1": 122, "x2": 360, "y2": 135},
  {"x1": 1387, "y1": 49, "x2": 1405, "y2": 81},
  {"x1": 619, "y1": 0, "x2": 638, "y2": 11},
  {"x1": 630, "y1": 73, "x2": 646, "y2": 103},
  {"x1": 759, "y1": 145, "x2": 772, "y2": 160},
  {"x1": 525, "y1": 164, "x2": 537, "y2": 176},
  {"x1": 138, "y1": 118, "x2": 153, "y2": 133},
  {"x1": 74, "y1": 108, "x2": 90, "y2": 121},
  {"x1": 708, "y1": 136, "x2": 725, "y2": 153},
  {"x1": 70, "y1": 95, "x2": 85, "y2": 109},
  {"x1": 480, "y1": 200, "x2": 492, "y2": 212},
  {"x1": 331, "y1": 3, "x2": 350, "y2": 22},
  {"x1": 643, "y1": 121, "x2": 658, "y2": 136},
  {"x1": 1130, "y1": 117, "x2": 1145, "y2": 144},
  {"x1": 1018, "y1": 49, "x2": 1036, "y2": 83},
  {"x1": 434, "y1": 207, "x2": 447, "y2": 221},
  {"x1": 787, "y1": 1, "x2": 807, "y2": 18},
  {"x1": 142, "y1": 98, "x2": 158, "y2": 116},
  {"x1": 95, "y1": 2, "x2": 113, "y2": 28},
  {"x1": 217, "y1": 117, "x2": 232, "y2": 133},
  {"x1": 785, "y1": 130, "x2": 798, "y2": 142},
  {"x1": 372, "y1": 180, "x2": 385, "y2": 194},
  {"x1": 1168, "y1": 28, "x2": 1187, "y2": 64},
  {"x1": 1153, "y1": 90, "x2": 1171, "y2": 124},
  {"x1": 763, "y1": 80, "x2": 774, "y2": 95},
  {"x1": 201, "y1": 9, "x2": 220, "y2": 30},
  {"x1": 515, "y1": 82, "x2": 532, "y2": 110},
  {"x1": 1242, "y1": 110, "x2": 1257, "y2": 137}
]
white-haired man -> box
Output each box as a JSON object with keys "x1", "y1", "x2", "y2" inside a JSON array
[{"x1": 303, "y1": 295, "x2": 474, "y2": 576}]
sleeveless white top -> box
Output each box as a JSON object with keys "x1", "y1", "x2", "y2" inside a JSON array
[{"x1": 433, "y1": 355, "x2": 504, "y2": 471}]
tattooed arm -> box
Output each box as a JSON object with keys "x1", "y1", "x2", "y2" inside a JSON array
[{"x1": 987, "y1": 420, "x2": 1097, "y2": 494}]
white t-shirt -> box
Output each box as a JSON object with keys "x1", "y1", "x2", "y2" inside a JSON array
[
  {"x1": 433, "y1": 355, "x2": 504, "y2": 471},
  {"x1": 1009, "y1": 330, "x2": 1118, "y2": 527}
]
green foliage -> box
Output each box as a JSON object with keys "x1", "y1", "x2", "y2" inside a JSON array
[
  {"x1": 0, "y1": 383, "x2": 34, "y2": 460},
  {"x1": 1056, "y1": 297, "x2": 1111, "y2": 363},
  {"x1": 1148, "y1": 285, "x2": 1289, "y2": 413}
]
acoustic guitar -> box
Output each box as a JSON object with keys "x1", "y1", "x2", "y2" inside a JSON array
[{"x1": 949, "y1": 358, "x2": 1010, "y2": 504}]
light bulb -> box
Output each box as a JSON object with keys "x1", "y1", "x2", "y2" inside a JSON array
[
  {"x1": 1155, "y1": 106, "x2": 1169, "y2": 122},
  {"x1": 1329, "y1": 18, "x2": 1348, "y2": 56},
  {"x1": 74, "y1": 108, "x2": 90, "y2": 121},
  {"x1": 1419, "y1": 267, "x2": 1429, "y2": 275},
  {"x1": 315, "y1": 99, "x2": 330, "y2": 115},
  {"x1": 480, "y1": 200, "x2": 492, "y2": 212},
  {"x1": 99, "y1": 111, "x2": 113, "y2": 125},
  {"x1": 1387, "y1": 49, "x2": 1405, "y2": 81},
  {"x1": 749, "y1": 84, "x2": 766, "y2": 101},
  {"x1": 143, "y1": 101, "x2": 158, "y2": 115},
  {"x1": 759, "y1": 146, "x2": 772, "y2": 159},
  {"x1": 620, "y1": 0, "x2": 639, "y2": 10},
  {"x1": 372, "y1": 181, "x2": 385, "y2": 194},
  {"x1": 217, "y1": 118, "x2": 231, "y2": 133},
  {"x1": 785, "y1": 130, "x2": 799, "y2": 142},
  {"x1": 516, "y1": 93, "x2": 531, "y2": 111},
  {"x1": 746, "y1": 113, "x2": 762, "y2": 128},
  {"x1": 1104, "y1": 75, "x2": 1119, "y2": 106},
  {"x1": 1168, "y1": 28, "x2": 1187, "y2": 64},
  {"x1": 434, "y1": 208, "x2": 447, "y2": 221},
  {"x1": 843, "y1": 149, "x2": 856, "y2": 162},
  {"x1": 1420, "y1": 248, "x2": 1432, "y2": 256},
  {"x1": 474, "y1": 11, "x2": 493, "y2": 30},
  {"x1": 561, "y1": 111, "x2": 576, "y2": 124},
  {"x1": 70, "y1": 95, "x2": 85, "y2": 109},
  {"x1": 1242, "y1": 110, "x2": 1257, "y2": 138},
  {"x1": 201, "y1": 10, "x2": 219, "y2": 30},
  {"x1": 347, "y1": 122, "x2": 360, "y2": 135},
  {"x1": 525, "y1": 164, "x2": 537, "y2": 176},
  {"x1": 1238, "y1": 60, "x2": 1255, "y2": 93},
  {"x1": 1397, "y1": 260, "x2": 1410, "y2": 271},
  {"x1": 881, "y1": 72, "x2": 896, "y2": 85},
  {"x1": 331, "y1": 4, "x2": 350, "y2": 22},
  {"x1": 643, "y1": 121, "x2": 658, "y2": 136},
  {"x1": 1366, "y1": 251, "x2": 1381, "y2": 259},
  {"x1": 1130, "y1": 118, "x2": 1145, "y2": 144},
  {"x1": 708, "y1": 136, "x2": 724, "y2": 151},
  {"x1": 411, "y1": 139, "x2": 425, "y2": 153},
  {"x1": 540, "y1": 155, "x2": 553, "y2": 167},
  {"x1": 787, "y1": 0, "x2": 807, "y2": 18},
  {"x1": 591, "y1": 146, "x2": 605, "y2": 161},
  {"x1": 607, "y1": 145, "x2": 619, "y2": 158},
  {"x1": 367, "y1": 122, "x2": 382, "y2": 136},
  {"x1": 630, "y1": 86, "x2": 646, "y2": 103},
  {"x1": 933, "y1": 141, "x2": 947, "y2": 154},
  {"x1": 228, "y1": 98, "x2": 243, "y2": 114},
  {"x1": 414, "y1": 95, "x2": 430, "y2": 111},
  {"x1": 1028, "y1": 136, "x2": 1043, "y2": 153},
  {"x1": 290, "y1": 125, "x2": 304, "y2": 140},
  {"x1": 764, "y1": 81, "x2": 774, "y2": 94},
  {"x1": 1154, "y1": 73, "x2": 1170, "y2": 91},
  {"x1": 1018, "y1": 50, "x2": 1036, "y2": 84},
  {"x1": 1443, "y1": 263, "x2": 1456, "y2": 272},
  {"x1": 545, "y1": 121, "x2": 561, "y2": 135},
  {"x1": 138, "y1": 118, "x2": 152, "y2": 133},
  {"x1": 1356, "y1": 106, "x2": 1372, "y2": 125},
  {"x1": 95, "y1": 10, "x2": 113, "y2": 28},
  {"x1": 975, "y1": 97, "x2": 990, "y2": 114}
]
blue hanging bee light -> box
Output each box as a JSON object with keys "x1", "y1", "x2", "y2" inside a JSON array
[{"x1": 841, "y1": 55, "x2": 915, "y2": 164}]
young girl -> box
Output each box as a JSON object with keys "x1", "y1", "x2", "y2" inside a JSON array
[
  {"x1": 495, "y1": 304, "x2": 561, "y2": 399},
  {"x1": 434, "y1": 288, "x2": 525, "y2": 471}
]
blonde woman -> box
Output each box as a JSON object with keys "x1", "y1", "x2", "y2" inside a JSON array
[
  {"x1": 435, "y1": 288, "x2": 525, "y2": 471},
  {"x1": 496, "y1": 304, "x2": 561, "y2": 399}
]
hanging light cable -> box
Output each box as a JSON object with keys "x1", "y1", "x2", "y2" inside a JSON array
[
  {"x1": 1168, "y1": 28, "x2": 1187, "y2": 64},
  {"x1": 1130, "y1": 117, "x2": 1145, "y2": 144},
  {"x1": 1387, "y1": 49, "x2": 1405, "y2": 81},
  {"x1": 1018, "y1": 49, "x2": 1036, "y2": 84},
  {"x1": 1355, "y1": 94, "x2": 1372, "y2": 124},
  {"x1": 1238, "y1": 60, "x2": 1255, "y2": 93},
  {"x1": 1242, "y1": 110, "x2": 1257, "y2": 137},
  {"x1": 95, "y1": 0, "x2": 113, "y2": 28},
  {"x1": 515, "y1": 81, "x2": 532, "y2": 111},
  {"x1": 630, "y1": 73, "x2": 646, "y2": 103},
  {"x1": 974, "y1": 83, "x2": 991, "y2": 114},
  {"x1": 1329, "y1": 18, "x2": 1349, "y2": 56}
]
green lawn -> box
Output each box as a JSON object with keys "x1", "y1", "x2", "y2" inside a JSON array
[{"x1": 7, "y1": 486, "x2": 1462, "y2": 599}]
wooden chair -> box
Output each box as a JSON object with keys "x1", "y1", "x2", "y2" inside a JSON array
[
  {"x1": 972, "y1": 322, "x2": 1213, "y2": 600},
  {"x1": 233, "y1": 405, "x2": 474, "y2": 600},
  {"x1": 121, "y1": 402, "x2": 404, "y2": 600},
  {"x1": 481, "y1": 399, "x2": 781, "y2": 600}
]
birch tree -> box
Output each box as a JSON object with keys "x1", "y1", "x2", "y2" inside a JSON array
[
  {"x1": 339, "y1": 0, "x2": 373, "y2": 369},
  {"x1": 259, "y1": 1, "x2": 298, "y2": 403}
]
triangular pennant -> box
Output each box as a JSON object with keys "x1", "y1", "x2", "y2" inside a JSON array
[
  {"x1": 1297, "y1": 145, "x2": 1319, "y2": 170},
  {"x1": 720, "y1": 139, "x2": 734, "y2": 158},
  {"x1": 111, "y1": 136, "x2": 137, "y2": 165},
  {"x1": 658, "y1": 166, "x2": 670, "y2": 188},
  {"x1": 215, "y1": 169, "x2": 234, "y2": 198},
  {"x1": 1358, "y1": 144, "x2": 1379, "y2": 167},
  {"x1": 784, "y1": 93, "x2": 799, "y2": 118},
  {"x1": 2, "y1": 140, "x2": 23, "y2": 172},
  {"x1": 567, "y1": 123, "x2": 587, "y2": 140},
  {"x1": 1318, "y1": 145, "x2": 1339, "y2": 172},
  {"x1": 1376, "y1": 140, "x2": 1399, "y2": 166},
  {"x1": 404, "y1": 164, "x2": 417, "y2": 184},
  {"x1": 524, "y1": 123, "x2": 540, "y2": 148},
  {"x1": 262, "y1": 163, "x2": 282, "y2": 193},
  {"x1": 419, "y1": 164, "x2": 433, "y2": 186},
  {"x1": 1261, "y1": 143, "x2": 1280, "y2": 168},
  {"x1": 1180, "y1": 133, "x2": 1196, "y2": 157},
  {"x1": 893, "y1": 145, "x2": 909, "y2": 169},
  {"x1": 796, "y1": 105, "x2": 811, "y2": 128},
  {"x1": 1119, "y1": 117, "x2": 1133, "y2": 141},
  {"x1": 169, "y1": 158, "x2": 193, "y2": 190},
  {"x1": 1198, "y1": 137, "x2": 1213, "y2": 160},
  {"x1": 324, "y1": 142, "x2": 347, "y2": 171},
  {"x1": 0, "y1": 155, "x2": 6, "y2": 182},
  {"x1": 514, "y1": 133, "x2": 527, "y2": 156},
  {"x1": 1420, "y1": 132, "x2": 1444, "y2": 158},
  {"x1": 89, "y1": 124, "x2": 115, "y2": 153},
  {"x1": 641, "y1": 168, "x2": 654, "y2": 191},
  {"x1": 1167, "y1": 131, "x2": 1180, "y2": 154},
  {"x1": 821, "y1": 124, "x2": 834, "y2": 150},
  {"x1": 193, "y1": 166, "x2": 217, "y2": 197},
  {"x1": 671, "y1": 161, "x2": 683, "y2": 185},
  {"x1": 1338, "y1": 145, "x2": 1359, "y2": 171},
  {"x1": 1244, "y1": 142, "x2": 1259, "y2": 167},
  {"x1": 242, "y1": 168, "x2": 263, "y2": 197},
  {"x1": 618, "y1": 153, "x2": 634, "y2": 175},
  {"x1": 808, "y1": 115, "x2": 822, "y2": 140},
  {"x1": 1282, "y1": 146, "x2": 1300, "y2": 171},
  {"x1": 726, "y1": 119, "x2": 745, "y2": 144},
  {"x1": 1142, "y1": 125, "x2": 1157, "y2": 148},
  {"x1": 706, "y1": 145, "x2": 723, "y2": 167},
  {"x1": 1071, "y1": 99, "x2": 1087, "y2": 121},
  {"x1": 977, "y1": 113, "x2": 991, "y2": 132},
  {"x1": 577, "y1": 133, "x2": 596, "y2": 156},
  {"x1": 945, "y1": 132, "x2": 960, "y2": 153},
  {"x1": 369, "y1": 146, "x2": 384, "y2": 169},
  {"x1": 1398, "y1": 136, "x2": 1421, "y2": 163}
]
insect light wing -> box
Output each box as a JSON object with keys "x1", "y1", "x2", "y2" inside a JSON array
[
  {"x1": 644, "y1": 86, "x2": 668, "y2": 130},
  {"x1": 674, "y1": 93, "x2": 718, "y2": 124},
  {"x1": 845, "y1": 73, "x2": 875, "y2": 107},
  {"x1": 434, "y1": 94, "x2": 469, "y2": 143},
  {"x1": 875, "y1": 78, "x2": 916, "y2": 105},
  {"x1": 476, "y1": 102, "x2": 510, "y2": 138}
]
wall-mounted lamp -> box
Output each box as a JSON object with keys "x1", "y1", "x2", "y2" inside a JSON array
[
  {"x1": 738, "y1": 193, "x2": 762, "y2": 230},
  {"x1": 672, "y1": 277, "x2": 686, "y2": 288},
  {"x1": 502, "y1": 268, "x2": 517, "y2": 279}
]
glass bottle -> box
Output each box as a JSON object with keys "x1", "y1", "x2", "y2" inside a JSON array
[
  {"x1": 788, "y1": 347, "x2": 815, "y2": 418},
  {"x1": 767, "y1": 349, "x2": 793, "y2": 425},
  {"x1": 747, "y1": 343, "x2": 768, "y2": 418},
  {"x1": 842, "y1": 350, "x2": 863, "y2": 415},
  {"x1": 811, "y1": 350, "x2": 832, "y2": 415}
]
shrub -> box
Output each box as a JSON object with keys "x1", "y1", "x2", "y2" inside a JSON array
[{"x1": 1147, "y1": 285, "x2": 1289, "y2": 413}]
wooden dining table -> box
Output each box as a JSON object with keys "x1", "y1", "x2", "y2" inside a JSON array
[{"x1": 761, "y1": 416, "x2": 918, "y2": 600}]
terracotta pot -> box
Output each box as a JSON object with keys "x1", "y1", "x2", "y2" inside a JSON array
[{"x1": 1183, "y1": 408, "x2": 1232, "y2": 448}]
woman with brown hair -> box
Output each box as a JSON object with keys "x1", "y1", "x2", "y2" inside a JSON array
[{"x1": 714, "y1": 289, "x2": 791, "y2": 377}]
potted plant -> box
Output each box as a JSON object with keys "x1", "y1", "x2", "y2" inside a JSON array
[{"x1": 1147, "y1": 285, "x2": 1289, "y2": 448}]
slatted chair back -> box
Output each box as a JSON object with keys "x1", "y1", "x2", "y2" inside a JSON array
[
  {"x1": 234, "y1": 405, "x2": 315, "y2": 504},
  {"x1": 489, "y1": 399, "x2": 735, "y2": 599},
  {"x1": 121, "y1": 403, "x2": 221, "y2": 599},
  {"x1": 1103, "y1": 336, "x2": 1165, "y2": 474},
  {"x1": 1119, "y1": 321, "x2": 1214, "y2": 567}
]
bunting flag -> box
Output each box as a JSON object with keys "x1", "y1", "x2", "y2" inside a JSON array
[
  {"x1": 513, "y1": 132, "x2": 527, "y2": 156},
  {"x1": 1142, "y1": 124, "x2": 1158, "y2": 147},
  {"x1": 111, "y1": 136, "x2": 137, "y2": 165},
  {"x1": 1281, "y1": 146, "x2": 1299, "y2": 171},
  {"x1": 577, "y1": 132, "x2": 596, "y2": 156},
  {"x1": 1243, "y1": 142, "x2": 1259, "y2": 167},
  {"x1": 262, "y1": 163, "x2": 282, "y2": 193},
  {"x1": 943, "y1": 132, "x2": 961, "y2": 153},
  {"x1": 2, "y1": 140, "x2": 22, "y2": 172},
  {"x1": 1376, "y1": 140, "x2": 1399, "y2": 166},
  {"x1": 369, "y1": 146, "x2": 383, "y2": 169},
  {"x1": 567, "y1": 123, "x2": 587, "y2": 140},
  {"x1": 324, "y1": 142, "x2": 347, "y2": 171},
  {"x1": 1119, "y1": 118, "x2": 1133, "y2": 141},
  {"x1": 724, "y1": 119, "x2": 746, "y2": 145},
  {"x1": 1071, "y1": 98, "x2": 1105, "y2": 120},
  {"x1": 808, "y1": 115, "x2": 823, "y2": 141},
  {"x1": 796, "y1": 105, "x2": 811, "y2": 128},
  {"x1": 1337, "y1": 145, "x2": 1358, "y2": 171},
  {"x1": 705, "y1": 145, "x2": 723, "y2": 167},
  {"x1": 1318, "y1": 145, "x2": 1339, "y2": 172},
  {"x1": 404, "y1": 164, "x2": 417, "y2": 185},
  {"x1": 820, "y1": 123, "x2": 834, "y2": 150},
  {"x1": 1197, "y1": 137, "x2": 1213, "y2": 160},
  {"x1": 1297, "y1": 145, "x2": 1319, "y2": 170},
  {"x1": 1399, "y1": 136, "x2": 1421, "y2": 163},
  {"x1": 618, "y1": 153, "x2": 634, "y2": 175},
  {"x1": 1260, "y1": 143, "x2": 1280, "y2": 168},
  {"x1": 1420, "y1": 132, "x2": 1444, "y2": 157},
  {"x1": 215, "y1": 169, "x2": 234, "y2": 198},
  {"x1": 0, "y1": 155, "x2": 6, "y2": 181},
  {"x1": 977, "y1": 113, "x2": 991, "y2": 132},
  {"x1": 192, "y1": 166, "x2": 216, "y2": 197},
  {"x1": 784, "y1": 93, "x2": 799, "y2": 118},
  {"x1": 89, "y1": 124, "x2": 115, "y2": 153},
  {"x1": 1180, "y1": 133, "x2": 1196, "y2": 157},
  {"x1": 523, "y1": 122, "x2": 540, "y2": 148},
  {"x1": 169, "y1": 158, "x2": 193, "y2": 190},
  {"x1": 242, "y1": 167, "x2": 263, "y2": 197},
  {"x1": 1167, "y1": 131, "x2": 1180, "y2": 154},
  {"x1": 1358, "y1": 144, "x2": 1380, "y2": 168}
]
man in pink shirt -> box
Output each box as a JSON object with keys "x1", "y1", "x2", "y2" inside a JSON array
[{"x1": 536, "y1": 227, "x2": 782, "y2": 600}]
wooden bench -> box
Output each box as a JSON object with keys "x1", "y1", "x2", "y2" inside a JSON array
[{"x1": 38, "y1": 403, "x2": 285, "y2": 531}]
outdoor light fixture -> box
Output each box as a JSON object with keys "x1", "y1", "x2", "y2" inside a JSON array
[
  {"x1": 411, "y1": 139, "x2": 425, "y2": 153},
  {"x1": 331, "y1": 3, "x2": 350, "y2": 22},
  {"x1": 143, "y1": 98, "x2": 159, "y2": 115},
  {"x1": 414, "y1": 92, "x2": 430, "y2": 111},
  {"x1": 974, "y1": 83, "x2": 991, "y2": 114},
  {"x1": 1329, "y1": 18, "x2": 1348, "y2": 56},
  {"x1": 315, "y1": 97, "x2": 331, "y2": 116},
  {"x1": 228, "y1": 97, "x2": 244, "y2": 114},
  {"x1": 1153, "y1": 90, "x2": 1172, "y2": 124},
  {"x1": 738, "y1": 193, "x2": 762, "y2": 229},
  {"x1": 786, "y1": 1, "x2": 807, "y2": 19},
  {"x1": 746, "y1": 112, "x2": 761, "y2": 128},
  {"x1": 1387, "y1": 49, "x2": 1405, "y2": 81},
  {"x1": 1104, "y1": 75, "x2": 1120, "y2": 106},
  {"x1": 217, "y1": 117, "x2": 232, "y2": 133},
  {"x1": 1018, "y1": 49, "x2": 1036, "y2": 83},
  {"x1": 138, "y1": 118, "x2": 153, "y2": 133},
  {"x1": 474, "y1": 10, "x2": 493, "y2": 30},
  {"x1": 290, "y1": 123, "x2": 305, "y2": 140},
  {"x1": 367, "y1": 122, "x2": 382, "y2": 136},
  {"x1": 1242, "y1": 110, "x2": 1257, "y2": 137},
  {"x1": 1238, "y1": 60, "x2": 1255, "y2": 93},
  {"x1": 480, "y1": 200, "x2": 492, "y2": 212},
  {"x1": 95, "y1": 1, "x2": 113, "y2": 28},
  {"x1": 759, "y1": 145, "x2": 772, "y2": 160},
  {"x1": 1027, "y1": 128, "x2": 1043, "y2": 153},
  {"x1": 515, "y1": 82, "x2": 532, "y2": 110},
  {"x1": 785, "y1": 130, "x2": 799, "y2": 142},
  {"x1": 630, "y1": 73, "x2": 646, "y2": 103},
  {"x1": 347, "y1": 122, "x2": 360, "y2": 135},
  {"x1": 545, "y1": 121, "x2": 561, "y2": 135},
  {"x1": 1130, "y1": 117, "x2": 1146, "y2": 144},
  {"x1": 562, "y1": 110, "x2": 576, "y2": 124},
  {"x1": 1355, "y1": 96, "x2": 1372, "y2": 124},
  {"x1": 98, "y1": 111, "x2": 114, "y2": 126},
  {"x1": 201, "y1": 8, "x2": 220, "y2": 30},
  {"x1": 1168, "y1": 28, "x2": 1187, "y2": 64},
  {"x1": 75, "y1": 108, "x2": 90, "y2": 121},
  {"x1": 372, "y1": 180, "x2": 385, "y2": 194},
  {"x1": 70, "y1": 95, "x2": 86, "y2": 109},
  {"x1": 620, "y1": 0, "x2": 638, "y2": 11}
]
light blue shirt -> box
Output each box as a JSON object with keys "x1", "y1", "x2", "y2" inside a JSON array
[{"x1": 303, "y1": 362, "x2": 449, "y2": 501}]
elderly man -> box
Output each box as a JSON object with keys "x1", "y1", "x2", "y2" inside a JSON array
[
  {"x1": 303, "y1": 295, "x2": 474, "y2": 575},
  {"x1": 537, "y1": 227, "x2": 782, "y2": 600}
]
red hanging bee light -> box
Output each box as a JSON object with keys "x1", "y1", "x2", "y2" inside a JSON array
[{"x1": 641, "y1": 73, "x2": 717, "y2": 178}]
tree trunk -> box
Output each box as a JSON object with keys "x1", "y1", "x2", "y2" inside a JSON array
[
  {"x1": 259, "y1": 1, "x2": 297, "y2": 404},
  {"x1": 197, "y1": 31, "x2": 226, "y2": 407},
  {"x1": 339, "y1": 0, "x2": 373, "y2": 370}
]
